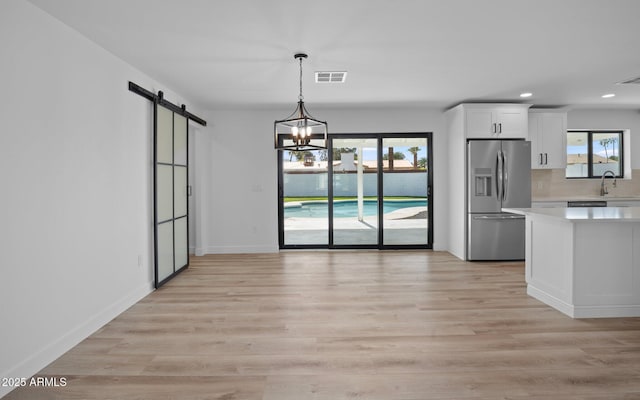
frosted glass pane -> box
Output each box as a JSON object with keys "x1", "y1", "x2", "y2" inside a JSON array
[
  {"x1": 157, "y1": 221, "x2": 174, "y2": 281},
  {"x1": 174, "y1": 166, "x2": 187, "y2": 217},
  {"x1": 174, "y1": 114, "x2": 187, "y2": 165},
  {"x1": 174, "y1": 217, "x2": 188, "y2": 269},
  {"x1": 157, "y1": 164, "x2": 173, "y2": 221},
  {"x1": 156, "y1": 105, "x2": 173, "y2": 164}
]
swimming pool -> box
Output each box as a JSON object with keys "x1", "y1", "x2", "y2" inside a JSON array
[{"x1": 284, "y1": 199, "x2": 427, "y2": 218}]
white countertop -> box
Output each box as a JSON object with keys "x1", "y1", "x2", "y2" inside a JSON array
[{"x1": 503, "y1": 207, "x2": 640, "y2": 222}]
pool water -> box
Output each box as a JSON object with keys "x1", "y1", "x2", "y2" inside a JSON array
[{"x1": 284, "y1": 199, "x2": 427, "y2": 218}]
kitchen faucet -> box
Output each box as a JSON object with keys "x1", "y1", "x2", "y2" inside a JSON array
[{"x1": 600, "y1": 170, "x2": 617, "y2": 196}]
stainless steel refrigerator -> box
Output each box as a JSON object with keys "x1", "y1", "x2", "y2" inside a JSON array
[{"x1": 467, "y1": 140, "x2": 531, "y2": 260}]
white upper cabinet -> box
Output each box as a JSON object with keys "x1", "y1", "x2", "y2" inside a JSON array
[
  {"x1": 463, "y1": 104, "x2": 531, "y2": 138},
  {"x1": 529, "y1": 111, "x2": 567, "y2": 169}
]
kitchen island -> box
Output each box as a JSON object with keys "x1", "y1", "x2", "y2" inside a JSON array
[{"x1": 503, "y1": 207, "x2": 640, "y2": 318}]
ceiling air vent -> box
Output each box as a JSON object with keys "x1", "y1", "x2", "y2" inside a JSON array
[
  {"x1": 315, "y1": 71, "x2": 347, "y2": 83},
  {"x1": 617, "y1": 75, "x2": 640, "y2": 85}
]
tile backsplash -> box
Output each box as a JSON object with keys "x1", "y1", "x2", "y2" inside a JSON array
[{"x1": 532, "y1": 169, "x2": 640, "y2": 199}]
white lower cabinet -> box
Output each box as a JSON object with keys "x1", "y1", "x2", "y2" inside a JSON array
[{"x1": 523, "y1": 210, "x2": 640, "y2": 318}]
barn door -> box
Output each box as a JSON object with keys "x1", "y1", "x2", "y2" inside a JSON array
[{"x1": 155, "y1": 104, "x2": 189, "y2": 288}]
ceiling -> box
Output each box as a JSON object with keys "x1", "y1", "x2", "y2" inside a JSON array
[{"x1": 27, "y1": 0, "x2": 640, "y2": 111}]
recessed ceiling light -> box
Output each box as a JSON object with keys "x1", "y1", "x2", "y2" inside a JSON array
[
  {"x1": 602, "y1": 93, "x2": 615, "y2": 98},
  {"x1": 520, "y1": 92, "x2": 533, "y2": 98}
]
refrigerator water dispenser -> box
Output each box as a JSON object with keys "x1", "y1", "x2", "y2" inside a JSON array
[{"x1": 474, "y1": 168, "x2": 492, "y2": 197}]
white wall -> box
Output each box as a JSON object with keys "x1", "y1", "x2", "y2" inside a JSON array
[
  {"x1": 202, "y1": 106, "x2": 448, "y2": 252},
  {"x1": 0, "y1": 1, "x2": 206, "y2": 396},
  {"x1": 203, "y1": 109, "x2": 280, "y2": 253}
]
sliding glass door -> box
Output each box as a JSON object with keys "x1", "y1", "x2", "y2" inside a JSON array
[
  {"x1": 331, "y1": 137, "x2": 379, "y2": 247},
  {"x1": 278, "y1": 133, "x2": 432, "y2": 249},
  {"x1": 279, "y1": 136, "x2": 328, "y2": 247},
  {"x1": 382, "y1": 137, "x2": 430, "y2": 246}
]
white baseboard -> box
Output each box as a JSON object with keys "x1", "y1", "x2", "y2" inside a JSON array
[
  {"x1": 527, "y1": 285, "x2": 575, "y2": 317},
  {"x1": 528, "y1": 285, "x2": 640, "y2": 318},
  {"x1": 205, "y1": 245, "x2": 279, "y2": 254},
  {"x1": 200, "y1": 246, "x2": 439, "y2": 255},
  {"x1": 573, "y1": 304, "x2": 640, "y2": 318},
  {"x1": 0, "y1": 281, "x2": 153, "y2": 398}
]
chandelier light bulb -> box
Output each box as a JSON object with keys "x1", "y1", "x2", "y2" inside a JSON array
[{"x1": 291, "y1": 126, "x2": 299, "y2": 136}]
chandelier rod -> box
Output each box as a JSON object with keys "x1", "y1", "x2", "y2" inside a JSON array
[{"x1": 298, "y1": 55, "x2": 304, "y2": 102}]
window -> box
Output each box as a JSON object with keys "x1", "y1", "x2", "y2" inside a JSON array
[{"x1": 566, "y1": 130, "x2": 623, "y2": 178}]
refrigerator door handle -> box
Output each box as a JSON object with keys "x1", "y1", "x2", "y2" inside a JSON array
[
  {"x1": 502, "y1": 150, "x2": 508, "y2": 201},
  {"x1": 496, "y1": 151, "x2": 502, "y2": 200}
]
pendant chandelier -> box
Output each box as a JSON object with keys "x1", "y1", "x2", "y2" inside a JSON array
[{"x1": 274, "y1": 53, "x2": 328, "y2": 151}]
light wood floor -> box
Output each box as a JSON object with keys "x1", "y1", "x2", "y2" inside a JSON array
[{"x1": 6, "y1": 251, "x2": 640, "y2": 399}]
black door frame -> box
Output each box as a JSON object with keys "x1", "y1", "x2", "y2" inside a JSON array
[{"x1": 278, "y1": 132, "x2": 433, "y2": 250}]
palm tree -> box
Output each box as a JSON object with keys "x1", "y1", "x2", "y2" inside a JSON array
[
  {"x1": 418, "y1": 157, "x2": 428, "y2": 169},
  {"x1": 408, "y1": 147, "x2": 421, "y2": 169},
  {"x1": 288, "y1": 150, "x2": 305, "y2": 162},
  {"x1": 382, "y1": 152, "x2": 406, "y2": 160},
  {"x1": 599, "y1": 138, "x2": 617, "y2": 162},
  {"x1": 318, "y1": 149, "x2": 328, "y2": 161}
]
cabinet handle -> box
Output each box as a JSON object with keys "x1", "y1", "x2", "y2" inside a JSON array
[
  {"x1": 539, "y1": 153, "x2": 543, "y2": 165},
  {"x1": 544, "y1": 153, "x2": 548, "y2": 165},
  {"x1": 492, "y1": 123, "x2": 496, "y2": 133},
  {"x1": 498, "y1": 123, "x2": 502, "y2": 133}
]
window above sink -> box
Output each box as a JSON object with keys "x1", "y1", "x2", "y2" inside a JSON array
[{"x1": 566, "y1": 130, "x2": 624, "y2": 179}]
